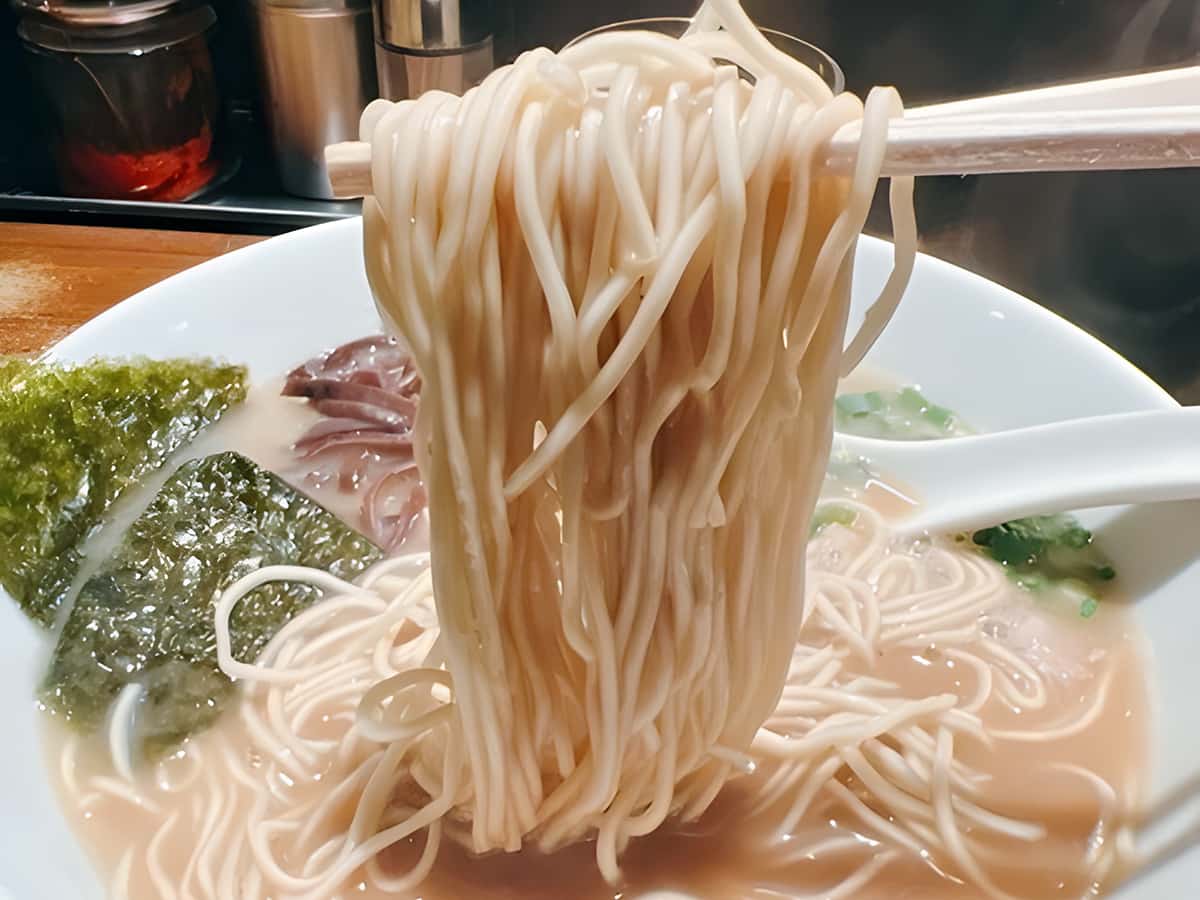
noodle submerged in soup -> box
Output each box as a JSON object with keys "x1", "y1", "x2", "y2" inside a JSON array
[{"x1": 47, "y1": 474, "x2": 1146, "y2": 899}]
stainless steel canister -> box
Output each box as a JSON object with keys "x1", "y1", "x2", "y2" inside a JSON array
[
  {"x1": 253, "y1": 0, "x2": 377, "y2": 199},
  {"x1": 372, "y1": 0, "x2": 493, "y2": 99}
]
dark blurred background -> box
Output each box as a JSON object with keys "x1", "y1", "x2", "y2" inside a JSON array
[{"x1": 2, "y1": 0, "x2": 1198, "y2": 398}]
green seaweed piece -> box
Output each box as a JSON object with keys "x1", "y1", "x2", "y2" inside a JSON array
[
  {"x1": 41, "y1": 452, "x2": 382, "y2": 757},
  {"x1": 0, "y1": 357, "x2": 247, "y2": 626}
]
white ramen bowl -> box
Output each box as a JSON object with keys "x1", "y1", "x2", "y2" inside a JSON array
[{"x1": 1, "y1": 218, "x2": 1197, "y2": 898}]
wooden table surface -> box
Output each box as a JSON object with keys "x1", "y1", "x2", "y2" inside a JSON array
[{"x1": 0, "y1": 223, "x2": 265, "y2": 356}]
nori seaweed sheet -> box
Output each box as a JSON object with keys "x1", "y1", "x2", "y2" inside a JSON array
[
  {"x1": 41, "y1": 452, "x2": 382, "y2": 757},
  {"x1": 0, "y1": 357, "x2": 247, "y2": 626}
]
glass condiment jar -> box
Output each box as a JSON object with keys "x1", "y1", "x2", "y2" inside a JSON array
[{"x1": 16, "y1": 0, "x2": 225, "y2": 201}]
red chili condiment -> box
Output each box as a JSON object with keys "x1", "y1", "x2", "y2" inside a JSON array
[
  {"x1": 18, "y1": 1, "x2": 225, "y2": 202},
  {"x1": 59, "y1": 126, "x2": 217, "y2": 201}
]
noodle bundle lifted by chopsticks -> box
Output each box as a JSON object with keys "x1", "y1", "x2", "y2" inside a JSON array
[
  {"x1": 31, "y1": 4, "x2": 1145, "y2": 898},
  {"x1": 355, "y1": 0, "x2": 916, "y2": 879}
]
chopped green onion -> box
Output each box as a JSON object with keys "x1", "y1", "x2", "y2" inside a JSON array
[
  {"x1": 895, "y1": 386, "x2": 925, "y2": 410},
  {"x1": 830, "y1": 384, "x2": 1116, "y2": 614},
  {"x1": 862, "y1": 391, "x2": 886, "y2": 411},
  {"x1": 834, "y1": 386, "x2": 971, "y2": 441},
  {"x1": 923, "y1": 403, "x2": 956, "y2": 430},
  {"x1": 835, "y1": 393, "x2": 880, "y2": 418},
  {"x1": 834, "y1": 394, "x2": 866, "y2": 417},
  {"x1": 811, "y1": 504, "x2": 857, "y2": 536},
  {"x1": 1013, "y1": 572, "x2": 1048, "y2": 592}
]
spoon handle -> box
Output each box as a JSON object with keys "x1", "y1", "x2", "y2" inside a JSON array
[{"x1": 834, "y1": 408, "x2": 1200, "y2": 535}]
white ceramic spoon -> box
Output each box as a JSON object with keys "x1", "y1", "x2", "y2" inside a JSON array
[{"x1": 832, "y1": 407, "x2": 1200, "y2": 535}]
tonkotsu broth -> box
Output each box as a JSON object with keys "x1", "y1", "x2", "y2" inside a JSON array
[
  {"x1": 44, "y1": 488, "x2": 1148, "y2": 900},
  {"x1": 29, "y1": 0, "x2": 1148, "y2": 890}
]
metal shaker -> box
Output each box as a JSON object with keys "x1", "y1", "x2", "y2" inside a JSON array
[
  {"x1": 252, "y1": 0, "x2": 378, "y2": 199},
  {"x1": 372, "y1": 0, "x2": 493, "y2": 99}
]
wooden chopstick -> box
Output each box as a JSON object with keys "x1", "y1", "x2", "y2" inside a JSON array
[
  {"x1": 326, "y1": 65, "x2": 1200, "y2": 197},
  {"x1": 906, "y1": 64, "x2": 1200, "y2": 120},
  {"x1": 326, "y1": 142, "x2": 374, "y2": 200},
  {"x1": 825, "y1": 106, "x2": 1200, "y2": 176}
]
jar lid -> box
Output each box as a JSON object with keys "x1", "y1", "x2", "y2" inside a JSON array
[
  {"x1": 16, "y1": 0, "x2": 180, "y2": 26},
  {"x1": 252, "y1": 0, "x2": 371, "y2": 10},
  {"x1": 18, "y1": 2, "x2": 215, "y2": 51}
]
